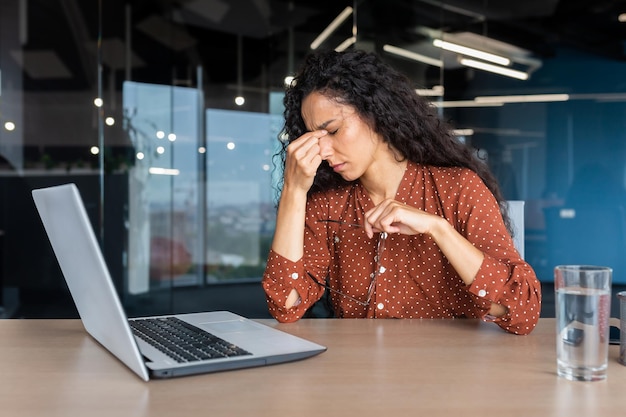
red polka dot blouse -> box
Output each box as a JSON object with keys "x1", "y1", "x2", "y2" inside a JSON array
[{"x1": 262, "y1": 162, "x2": 542, "y2": 335}]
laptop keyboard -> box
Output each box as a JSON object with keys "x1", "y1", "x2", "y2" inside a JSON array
[{"x1": 129, "y1": 317, "x2": 252, "y2": 363}]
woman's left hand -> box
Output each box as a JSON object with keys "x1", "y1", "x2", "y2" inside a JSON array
[{"x1": 363, "y1": 199, "x2": 441, "y2": 239}]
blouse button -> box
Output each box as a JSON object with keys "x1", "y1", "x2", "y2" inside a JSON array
[
  {"x1": 378, "y1": 266, "x2": 386, "y2": 274},
  {"x1": 291, "y1": 273, "x2": 299, "y2": 280},
  {"x1": 478, "y1": 289, "x2": 487, "y2": 297},
  {"x1": 377, "y1": 303, "x2": 384, "y2": 310}
]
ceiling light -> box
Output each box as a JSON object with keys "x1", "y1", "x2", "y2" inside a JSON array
[
  {"x1": 433, "y1": 39, "x2": 510, "y2": 66},
  {"x1": 383, "y1": 44, "x2": 443, "y2": 67},
  {"x1": 453, "y1": 129, "x2": 474, "y2": 136},
  {"x1": 537, "y1": 92, "x2": 626, "y2": 103},
  {"x1": 430, "y1": 100, "x2": 504, "y2": 108},
  {"x1": 283, "y1": 75, "x2": 294, "y2": 87},
  {"x1": 416, "y1": 85, "x2": 444, "y2": 96},
  {"x1": 589, "y1": 93, "x2": 626, "y2": 102},
  {"x1": 459, "y1": 58, "x2": 528, "y2": 80},
  {"x1": 335, "y1": 36, "x2": 356, "y2": 52},
  {"x1": 474, "y1": 94, "x2": 570, "y2": 103},
  {"x1": 310, "y1": 6, "x2": 353, "y2": 50},
  {"x1": 619, "y1": 13, "x2": 626, "y2": 22}
]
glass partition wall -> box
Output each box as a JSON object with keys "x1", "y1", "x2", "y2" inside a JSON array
[{"x1": 1, "y1": 0, "x2": 625, "y2": 318}]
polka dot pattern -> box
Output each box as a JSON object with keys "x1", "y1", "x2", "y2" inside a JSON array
[{"x1": 262, "y1": 162, "x2": 542, "y2": 335}]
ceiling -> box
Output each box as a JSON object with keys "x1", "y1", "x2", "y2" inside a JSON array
[
  {"x1": 1, "y1": 0, "x2": 624, "y2": 156},
  {"x1": 5, "y1": 0, "x2": 626, "y2": 94}
]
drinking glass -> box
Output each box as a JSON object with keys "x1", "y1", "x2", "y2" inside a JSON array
[{"x1": 554, "y1": 265, "x2": 612, "y2": 381}]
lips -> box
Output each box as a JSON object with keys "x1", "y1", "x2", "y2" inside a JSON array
[{"x1": 331, "y1": 162, "x2": 345, "y2": 172}]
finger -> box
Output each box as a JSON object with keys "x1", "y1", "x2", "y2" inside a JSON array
[
  {"x1": 295, "y1": 129, "x2": 328, "y2": 147},
  {"x1": 308, "y1": 129, "x2": 328, "y2": 138},
  {"x1": 363, "y1": 217, "x2": 374, "y2": 239},
  {"x1": 367, "y1": 200, "x2": 405, "y2": 235},
  {"x1": 288, "y1": 131, "x2": 327, "y2": 160},
  {"x1": 364, "y1": 203, "x2": 388, "y2": 238},
  {"x1": 287, "y1": 151, "x2": 321, "y2": 179},
  {"x1": 288, "y1": 138, "x2": 318, "y2": 162}
]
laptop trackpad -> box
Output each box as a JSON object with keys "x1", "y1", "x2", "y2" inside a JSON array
[{"x1": 202, "y1": 320, "x2": 263, "y2": 334}]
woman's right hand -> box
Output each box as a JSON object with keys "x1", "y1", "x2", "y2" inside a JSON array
[{"x1": 283, "y1": 130, "x2": 327, "y2": 192}]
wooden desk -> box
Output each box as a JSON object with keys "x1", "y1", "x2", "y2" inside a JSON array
[{"x1": 0, "y1": 318, "x2": 624, "y2": 416}]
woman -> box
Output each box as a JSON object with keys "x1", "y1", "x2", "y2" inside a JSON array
[{"x1": 262, "y1": 48, "x2": 541, "y2": 335}]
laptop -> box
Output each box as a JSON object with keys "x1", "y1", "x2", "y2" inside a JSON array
[{"x1": 32, "y1": 183, "x2": 326, "y2": 381}]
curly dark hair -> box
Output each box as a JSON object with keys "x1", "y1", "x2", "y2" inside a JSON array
[{"x1": 276, "y1": 48, "x2": 511, "y2": 231}]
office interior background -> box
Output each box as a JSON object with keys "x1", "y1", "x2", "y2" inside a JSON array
[{"x1": 1, "y1": 0, "x2": 625, "y2": 319}]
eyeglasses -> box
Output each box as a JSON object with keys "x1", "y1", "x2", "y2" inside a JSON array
[{"x1": 308, "y1": 219, "x2": 388, "y2": 306}]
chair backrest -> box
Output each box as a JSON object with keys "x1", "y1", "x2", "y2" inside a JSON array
[{"x1": 506, "y1": 200, "x2": 525, "y2": 259}]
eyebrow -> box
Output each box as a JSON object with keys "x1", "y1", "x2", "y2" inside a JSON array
[{"x1": 313, "y1": 119, "x2": 334, "y2": 131}]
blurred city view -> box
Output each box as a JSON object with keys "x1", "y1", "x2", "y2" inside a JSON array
[{"x1": 124, "y1": 82, "x2": 281, "y2": 293}]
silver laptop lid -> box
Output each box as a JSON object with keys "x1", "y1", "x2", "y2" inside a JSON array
[{"x1": 32, "y1": 183, "x2": 150, "y2": 381}]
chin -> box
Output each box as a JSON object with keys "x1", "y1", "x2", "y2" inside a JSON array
[{"x1": 337, "y1": 170, "x2": 354, "y2": 181}]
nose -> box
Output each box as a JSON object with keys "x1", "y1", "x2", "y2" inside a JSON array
[{"x1": 318, "y1": 134, "x2": 333, "y2": 160}]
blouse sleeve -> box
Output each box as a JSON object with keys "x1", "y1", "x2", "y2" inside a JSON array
[
  {"x1": 261, "y1": 193, "x2": 333, "y2": 322},
  {"x1": 261, "y1": 250, "x2": 318, "y2": 322},
  {"x1": 453, "y1": 169, "x2": 542, "y2": 335}
]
